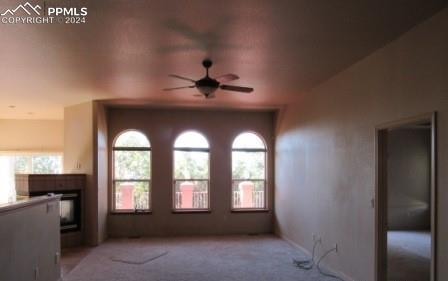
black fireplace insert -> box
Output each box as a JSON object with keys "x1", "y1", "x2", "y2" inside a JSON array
[{"x1": 31, "y1": 190, "x2": 81, "y2": 233}]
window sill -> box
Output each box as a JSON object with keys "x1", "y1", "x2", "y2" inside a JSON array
[
  {"x1": 171, "y1": 209, "x2": 211, "y2": 214},
  {"x1": 231, "y1": 209, "x2": 270, "y2": 213},
  {"x1": 110, "y1": 210, "x2": 152, "y2": 215}
]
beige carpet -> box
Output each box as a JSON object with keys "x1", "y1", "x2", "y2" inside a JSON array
[
  {"x1": 387, "y1": 231, "x2": 431, "y2": 281},
  {"x1": 63, "y1": 235, "x2": 342, "y2": 281}
]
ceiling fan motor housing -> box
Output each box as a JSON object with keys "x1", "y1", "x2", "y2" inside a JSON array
[{"x1": 196, "y1": 77, "x2": 219, "y2": 95}]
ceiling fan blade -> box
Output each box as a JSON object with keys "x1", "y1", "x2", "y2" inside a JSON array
[
  {"x1": 168, "y1": 74, "x2": 196, "y2": 83},
  {"x1": 215, "y1": 74, "x2": 239, "y2": 83},
  {"x1": 220, "y1": 85, "x2": 253, "y2": 93},
  {"x1": 163, "y1": 85, "x2": 196, "y2": 91}
]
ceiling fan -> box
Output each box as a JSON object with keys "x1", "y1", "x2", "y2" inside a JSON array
[{"x1": 163, "y1": 59, "x2": 254, "y2": 99}]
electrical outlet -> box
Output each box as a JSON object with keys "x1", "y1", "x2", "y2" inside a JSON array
[{"x1": 312, "y1": 233, "x2": 321, "y2": 243}]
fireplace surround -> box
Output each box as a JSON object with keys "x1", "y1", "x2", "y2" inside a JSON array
[{"x1": 15, "y1": 174, "x2": 85, "y2": 247}]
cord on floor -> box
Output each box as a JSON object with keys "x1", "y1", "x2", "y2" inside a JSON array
[
  {"x1": 316, "y1": 247, "x2": 344, "y2": 281},
  {"x1": 292, "y1": 240, "x2": 319, "y2": 270},
  {"x1": 293, "y1": 243, "x2": 345, "y2": 281}
]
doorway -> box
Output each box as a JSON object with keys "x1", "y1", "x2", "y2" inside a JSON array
[{"x1": 376, "y1": 113, "x2": 437, "y2": 281}]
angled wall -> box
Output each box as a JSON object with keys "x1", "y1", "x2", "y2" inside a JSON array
[
  {"x1": 64, "y1": 102, "x2": 96, "y2": 245},
  {"x1": 275, "y1": 7, "x2": 448, "y2": 281},
  {"x1": 94, "y1": 102, "x2": 109, "y2": 243},
  {"x1": 64, "y1": 101, "x2": 109, "y2": 246}
]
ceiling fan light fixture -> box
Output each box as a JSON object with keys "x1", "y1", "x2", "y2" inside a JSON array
[
  {"x1": 197, "y1": 86, "x2": 218, "y2": 96},
  {"x1": 163, "y1": 59, "x2": 253, "y2": 98}
]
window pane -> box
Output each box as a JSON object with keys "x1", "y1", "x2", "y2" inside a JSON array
[
  {"x1": 232, "y1": 151, "x2": 265, "y2": 179},
  {"x1": 114, "y1": 151, "x2": 151, "y2": 179},
  {"x1": 14, "y1": 155, "x2": 62, "y2": 174},
  {"x1": 174, "y1": 131, "x2": 209, "y2": 148},
  {"x1": 232, "y1": 180, "x2": 265, "y2": 209},
  {"x1": 14, "y1": 156, "x2": 30, "y2": 174},
  {"x1": 232, "y1": 132, "x2": 266, "y2": 149},
  {"x1": 115, "y1": 181, "x2": 150, "y2": 210},
  {"x1": 0, "y1": 156, "x2": 16, "y2": 204},
  {"x1": 32, "y1": 155, "x2": 63, "y2": 174},
  {"x1": 174, "y1": 180, "x2": 209, "y2": 209},
  {"x1": 174, "y1": 151, "x2": 209, "y2": 179},
  {"x1": 115, "y1": 131, "x2": 150, "y2": 147}
]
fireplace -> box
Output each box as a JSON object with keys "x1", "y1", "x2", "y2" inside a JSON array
[
  {"x1": 31, "y1": 190, "x2": 81, "y2": 233},
  {"x1": 60, "y1": 191, "x2": 81, "y2": 232},
  {"x1": 15, "y1": 174, "x2": 85, "y2": 246}
]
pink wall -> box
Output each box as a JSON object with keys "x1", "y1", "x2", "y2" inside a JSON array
[{"x1": 107, "y1": 108, "x2": 275, "y2": 236}]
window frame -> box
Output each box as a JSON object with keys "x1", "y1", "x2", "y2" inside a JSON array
[
  {"x1": 111, "y1": 130, "x2": 152, "y2": 214},
  {"x1": 231, "y1": 131, "x2": 268, "y2": 212},
  {"x1": 172, "y1": 130, "x2": 211, "y2": 213}
]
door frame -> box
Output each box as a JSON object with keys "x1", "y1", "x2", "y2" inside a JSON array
[{"x1": 375, "y1": 112, "x2": 437, "y2": 281}]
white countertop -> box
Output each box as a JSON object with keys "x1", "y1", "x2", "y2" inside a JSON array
[{"x1": 0, "y1": 194, "x2": 62, "y2": 214}]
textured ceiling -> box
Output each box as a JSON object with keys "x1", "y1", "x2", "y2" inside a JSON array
[{"x1": 0, "y1": 0, "x2": 446, "y2": 119}]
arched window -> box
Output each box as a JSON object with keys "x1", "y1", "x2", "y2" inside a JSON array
[
  {"x1": 232, "y1": 132, "x2": 267, "y2": 210},
  {"x1": 112, "y1": 130, "x2": 151, "y2": 212},
  {"x1": 173, "y1": 131, "x2": 210, "y2": 211}
]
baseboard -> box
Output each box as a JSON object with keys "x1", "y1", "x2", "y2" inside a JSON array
[
  {"x1": 275, "y1": 231, "x2": 355, "y2": 281},
  {"x1": 277, "y1": 232, "x2": 312, "y2": 256}
]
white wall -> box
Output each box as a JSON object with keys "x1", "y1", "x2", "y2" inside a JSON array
[
  {"x1": 276, "y1": 7, "x2": 448, "y2": 281},
  {"x1": 63, "y1": 101, "x2": 109, "y2": 246},
  {"x1": 64, "y1": 102, "x2": 97, "y2": 246},
  {"x1": 0, "y1": 119, "x2": 63, "y2": 152},
  {"x1": 64, "y1": 103, "x2": 93, "y2": 174}
]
